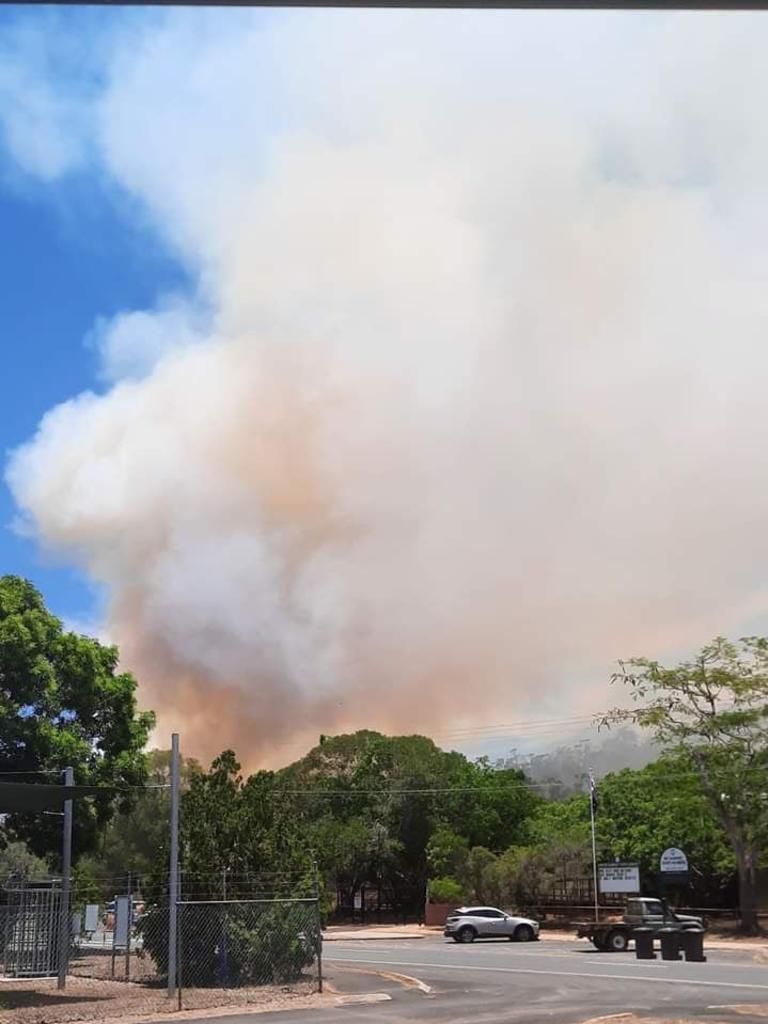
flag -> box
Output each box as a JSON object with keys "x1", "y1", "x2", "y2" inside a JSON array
[{"x1": 588, "y1": 771, "x2": 598, "y2": 816}]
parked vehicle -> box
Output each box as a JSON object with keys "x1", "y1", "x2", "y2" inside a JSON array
[
  {"x1": 444, "y1": 906, "x2": 540, "y2": 943},
  {"x1": 577, "y1": 897, "x2": 705, "y2": 952}
]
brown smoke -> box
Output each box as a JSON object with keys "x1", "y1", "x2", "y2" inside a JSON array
[{"x1": 8, "y1": 12, "x2": 768, "y2": 766}]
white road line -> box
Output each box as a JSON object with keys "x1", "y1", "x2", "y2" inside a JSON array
[
  {"x1": 324, "y1": 956, "x2": 768, "y2": 992},
  {"x1": 338, "y1": 947, "x2": 668, "y2": 968}
]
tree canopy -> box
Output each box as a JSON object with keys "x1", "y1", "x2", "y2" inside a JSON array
[
  {"x1": 0, "y1": 575, "x2": 155, "y2": 862},
  {"x1": 605, "y1": 636, "x2": 768, "y2": 933},
  {"x1": 145, "y1": 731, "x2": 541, "y2": 916}
]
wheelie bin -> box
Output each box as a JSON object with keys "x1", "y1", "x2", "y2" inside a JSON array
[
  {"x1": 633, "y1": 927, "x2": 656, "y2": 960},
  {"x1": 659, "y1": 927, "x2": 682, "y2": 961},
  {"x1": 679, "y1": 927, "x2": 706, "y2": 963}
]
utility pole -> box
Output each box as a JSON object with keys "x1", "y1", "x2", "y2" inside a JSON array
[
  {"x1": 167, "y1": 734, "x2": 180, "y2": 998},
  {"x1": 57, "y1": 767, "x2": 73, "y2": 990},
  {"x1": 588, "y1": 768, "x2": 599, "y2": 923}
]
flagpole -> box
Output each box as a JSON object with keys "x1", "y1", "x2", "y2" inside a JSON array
[{"x1": 588, "y1": 769, "x2": 599, "y2": 924}]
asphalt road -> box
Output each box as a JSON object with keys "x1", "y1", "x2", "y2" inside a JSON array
[
  {"x1": 154, "y1": 934, "x2": 768, "y2": 1024},
  {"x1": 324, "y1": 934, "x2": 768, "y2": 1021}
]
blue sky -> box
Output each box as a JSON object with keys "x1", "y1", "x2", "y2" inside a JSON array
[{"x1": 0, "y1": 6, "x2": 189, "y2": 624}]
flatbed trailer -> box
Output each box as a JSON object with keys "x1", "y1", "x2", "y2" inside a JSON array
[{"x1": 576, "y1": 921, "x2": 632, "y2": 952}]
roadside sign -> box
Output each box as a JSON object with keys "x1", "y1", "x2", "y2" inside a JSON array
[
  {"x1": 114, "y1": 895, "x2": 133, "y2": 949},
  {"x1": 85, "y1": 903, "x2": 100, "y2": 933},
  {"x1": 660, "y1": 848, "x2": 688, "y2": 873},
  {"x1": 353, "y1": 892, "x2": 362, "y2": 910},
  {"x1": 598, "y1": 863, "x2": 640, "y2": 894}
]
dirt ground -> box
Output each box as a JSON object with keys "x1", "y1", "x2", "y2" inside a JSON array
[{"x1": 0, "y1": 975, "x2": 322, "y2": 1024}]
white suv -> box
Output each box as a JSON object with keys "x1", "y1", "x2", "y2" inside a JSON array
[{"x1": 444, "y1": 906, "x2": 540, "y2": 943}]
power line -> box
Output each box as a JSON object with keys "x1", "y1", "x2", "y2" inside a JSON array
[{"x1": 434, "y1": 714, "x2": 599, "y2": 739}]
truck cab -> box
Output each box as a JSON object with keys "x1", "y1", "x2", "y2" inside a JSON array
[
  {"x1": 624, "y1": 897, "x2": 703, "y2": 930},
  {"x1": 577, "y1": 897, "x2": 704, "y2": 952},
  {"x1": 624, "y1": 897, "x2": 666, "y2": 928}
]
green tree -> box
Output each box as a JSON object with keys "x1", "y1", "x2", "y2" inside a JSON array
[
  {"x1": 427, "y1": 876, "x2": 467, "y2": 904},
  {"x1": 426, "y1": 827, "x2": 469, "y2": 878},
  {"x1": 0, "y1": 840, "x2": 49, "y2": 881},
  {"x1": 606, "y1": 636, "x2": 768, "y2": 934},
  {"x1": 0, "y1": 576, "x2": 155, "y2": 862},
  {"x1": 81, "y1": 748, "x2": 201, "y2": 898},
  {"x1": 279, "y1": 731, "x2": 541, "y2": 909},
  {"x1": 174, "y1": 731, "x2": 543, "y2": 919},
  {"x1": 594, "y1": 759, "x2": 734, "y2": 906}
]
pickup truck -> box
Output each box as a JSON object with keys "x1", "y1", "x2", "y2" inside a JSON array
[{"x1": 577, "y1": 897, "x2": 705, "y2": 952}]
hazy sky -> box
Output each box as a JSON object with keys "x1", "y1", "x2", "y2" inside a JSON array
[{"x1": 3, "y1": 9, "x2": 768, "y2": 766}]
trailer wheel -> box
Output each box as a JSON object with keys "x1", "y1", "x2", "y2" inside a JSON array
[{"x1": 606, "y1": 929, "x2": 629, "y2": 952}]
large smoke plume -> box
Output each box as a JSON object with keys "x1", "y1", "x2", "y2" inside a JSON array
[{"x1": 6, "y1": 11, "x2": 768, "y2": 765}]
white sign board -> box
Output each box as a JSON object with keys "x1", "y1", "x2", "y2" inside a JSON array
[
  {"x1": 353, "y1": 892, "x2": 362, "y2": 910},
  {"x1": 660, "y1": 848, "x2": 689, "y2": 873},
  {"x1": 114, "y1": 896, "x2": 133, "y2": 949},
  {"x1": 599, "y1": 863, "x2": 640, "y2": 894},
  {"x1": 85, "y1": 904, "x2": 100, "y2": 933}
]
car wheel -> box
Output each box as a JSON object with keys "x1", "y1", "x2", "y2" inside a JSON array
[
  {"x1": 606, "y1": 930, "x2": 629, "y2": 952},
  {"x1": 514, "y1": 924, "x2": 535, "y2": 943},
  {"x1": 457, "y1": 926, "x2": 477, "y2": 944}
]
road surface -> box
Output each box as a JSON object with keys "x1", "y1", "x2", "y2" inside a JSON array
[
  {"x1": 325, "y1": 933, "x2": 768, "y2": 1020},
  {"x1": 157, "y1": 932, "x2": 768, "y2": 1024}
]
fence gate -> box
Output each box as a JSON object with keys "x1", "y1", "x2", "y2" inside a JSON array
[{"x1": 1, "y1": 882, "x2": 63, "y2": 978}]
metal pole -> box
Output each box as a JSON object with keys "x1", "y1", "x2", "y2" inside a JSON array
[
  {"x1": 312, "y1": 859, "x2": 323, "y2": 993},
  {"x1": 177, "y1": 901, "x2": 183, "y2": 1012},
  {"x1": 124, "y1": 874, "x2": 132, "y2": 980},
  {"x1": 57, "y1": 767, "x2": 74, "y2": 990},
  {"x1": 588, "y1": 769, "x2": 599, "y2": 923},
  {"x1": 167, "y1": 734, "x2": 180, "y2": 998}
]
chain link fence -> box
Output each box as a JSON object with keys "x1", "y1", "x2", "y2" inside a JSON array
[
  {"x1": 174, "y1": 899, "x2": 322, "y2": 1010},
  {"x1": 0, "y1": 888, "x2": 322, "y2": 1024}
]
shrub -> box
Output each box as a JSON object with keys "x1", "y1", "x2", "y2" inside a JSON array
[
  {"x1": 428, "y1": 877, "x2": 467, "y2": 905},
  {"x1": 138, "y1": 901, "x2": 319, "y2": 987}
]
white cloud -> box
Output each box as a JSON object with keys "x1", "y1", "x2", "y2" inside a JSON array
[
  {"x1": 0, "y1": 16, "x2": 100, "y2": 179},
  {"x1": 88, "y1": 297, "x2": 211, "y2": 383}
]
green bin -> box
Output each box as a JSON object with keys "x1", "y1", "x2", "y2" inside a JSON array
[
  {"x1": 633, "y1": 927, "x2": 655, "y2": 960},
  {"x1": 659, "y1": 927, "x2": 682, "y2": 961},
  {"x1": 680, "y1": 928, "x2": 706, "y2": 963}
]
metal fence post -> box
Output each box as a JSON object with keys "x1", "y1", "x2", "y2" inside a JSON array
[
  {"x1": 177, "y1": 900, "x2": 183, "y2": 1011},
  {"x1": 311, "y1": 862, "x2": 323, "y2": 993},
  {"x1": 167, "y1": 733, "x2": 180, "y2": 998},
  {"x1": 316, "y1": 899, "x2": 323, "y2": 994},
  {"x1": 57, "y1": 767, "x2": 73, "y2": 990}
]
